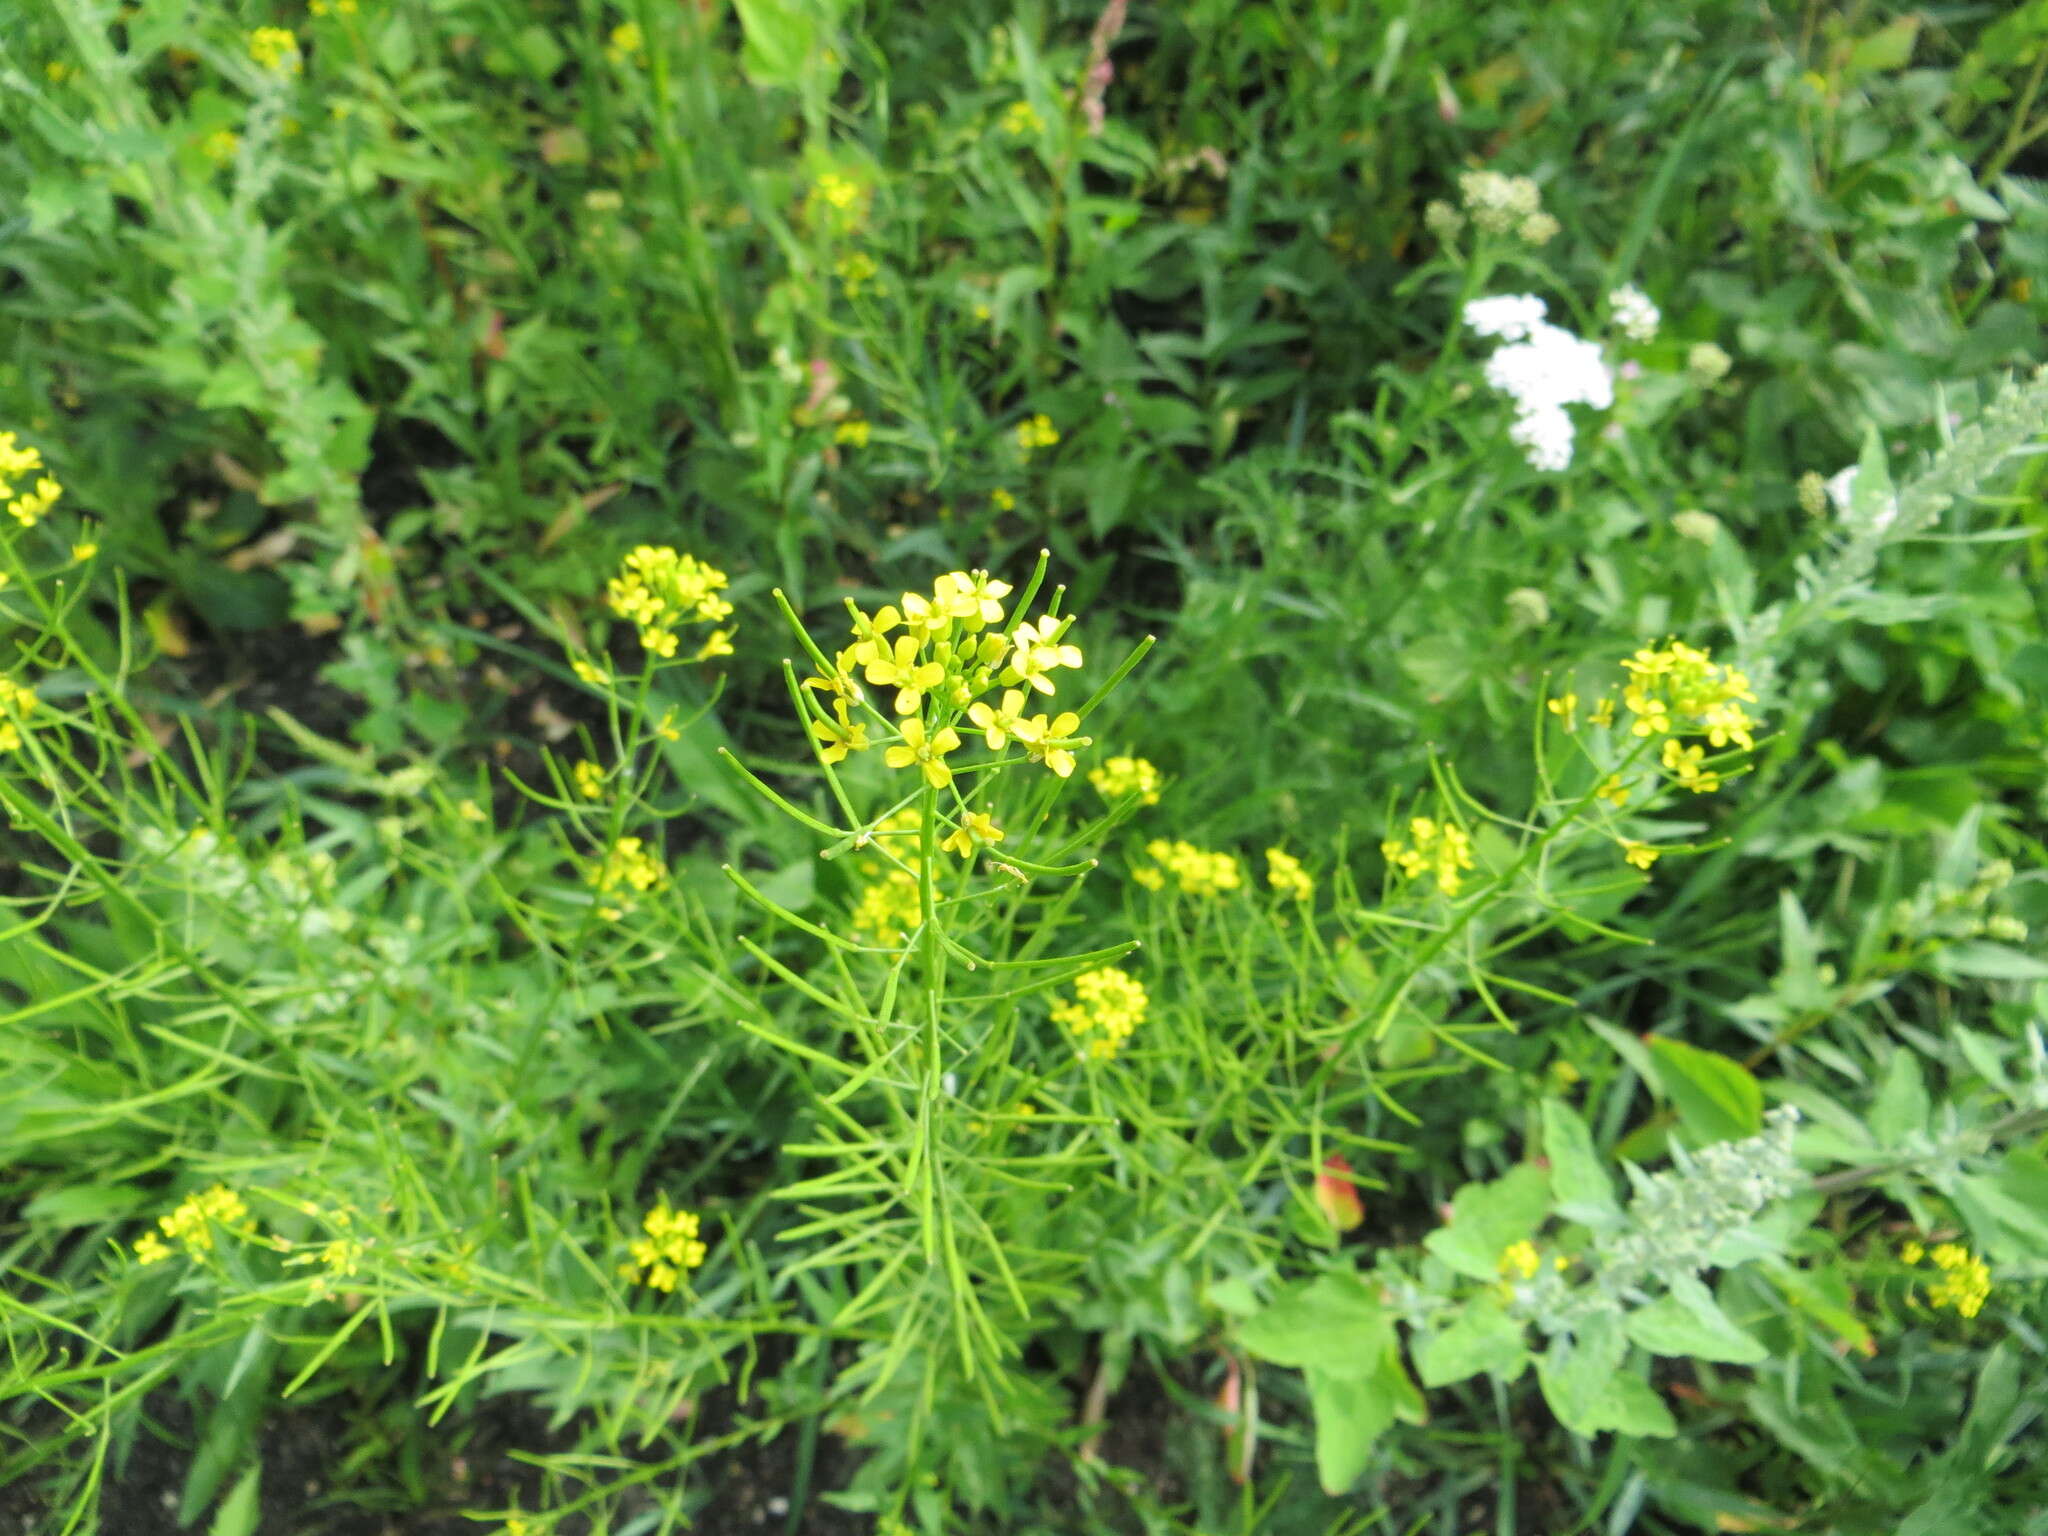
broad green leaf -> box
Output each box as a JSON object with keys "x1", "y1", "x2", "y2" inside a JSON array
[
  {"x1": 1205, "y1": 1276, "x2": 1260, "y2": 1317},
  {"x1": 1238, "y1": 1272, "x2": 1388, "y2": 1375},
  {"x1": 1870, "y1": 1051, "x2": 1931, "y2": 1149},
  {"x1": 1422, "y1": 1163, "x2": 1551, "y2": 1280},
  {"x1": 1934, "y1": 943, "x2": 2048, "y2": 982},
  {"x1": 734, "y1": 0, "x2": 821, "y2": 89},
  {"x1": 1541, "y1": 1099, "x2": 1619, "y2": 1228},
  {"x1": 1415, "y1": 1302, "x2": 1529, "y2": 1387},
  {"x1": 1648, "y1": 1038, "x2": 1763, "y2": 1144},
  {"x1": 1538, "y1": 1316, "x2": 1675, "y2": 1437},
  {"x1": 1625, "y1": 1276, "x2": 1767, "y2": 1364},
  {"x1": 1304, "y1": 1359, "x2": 1397, "y2": 1493},
  {"x1": 1844, "y1": 14, "x2": 1921, "y2": 77}
]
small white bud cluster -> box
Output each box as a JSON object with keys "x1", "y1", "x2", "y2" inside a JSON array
[{"x1": 1608, "y1": 285, "x2": 1660, "y2": 343}]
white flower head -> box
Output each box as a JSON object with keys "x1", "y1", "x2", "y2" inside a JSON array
[
  {"x1": 1509, "y1": 406, "x2": 1575, "y2": 473},
  {"x1": 1465, "y1": 293, "x2": 1547, "y2": 342},
  {"x1": 1465, "y1": 301, "x2": 1615, "y2": 473},
  {"x1": 1609, "y1": 285, "x2": 1659, "y2": 343}
]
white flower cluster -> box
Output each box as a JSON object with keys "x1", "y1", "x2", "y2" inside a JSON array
[
  {"x1": 1608, "y1": 285, "x2": 1660, "y2": 343},
  {"x1": 1463, "y1": 294, "x2": 1614, "y2": 472}
]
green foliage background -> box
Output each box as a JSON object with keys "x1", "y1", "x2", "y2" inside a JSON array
[{"x1": 4, "y1": 1, "x2": 2048, "y2": 1533}]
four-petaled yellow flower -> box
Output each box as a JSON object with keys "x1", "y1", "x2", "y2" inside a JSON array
[
  {"x1": 1547, "y1": 692, "x2": 1578, "y2": 729},
  {"x1": 1621, "y1": 840, "x2": 1659, "y2": 870},
  {"x1": 885, "y1": 717, "x2": 962, "y2": 787},
  {"x1": 940, "y1": 811, "x2": 1004, "y2": 858},
  {"x1": 1005, "y1": 616, "x2": 1083, "y2": 695},
  {"x1": 967, "y1": 687, "x2": 1030, "y2": 749},
  {"x1": 809, "y1": 702, "x2": 871, "y2": 764},
  {"x1": 1016, "y1": 710, "x2": 1084, "y2": 778},
  {"x1": 864, "y1": 634, "x2": 945, "y2": 716},
  {"x1": 834, "y1": 416, "x2": 871, "y2": 447}
]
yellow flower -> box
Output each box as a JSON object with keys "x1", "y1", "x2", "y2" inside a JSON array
[
  {"x1": 884, "y1": 717, "x2": 963, "y2": 788},
  {"x1": 967, "y1": 687, "x2": 1030, "y2": 749},
  {"x1": 1546, "y1": 692, "x2": 1578, "y2": 729},
  {"x1": 863, "y1": 634, "x2": 945, "y2": 716},
  {"x1": 1088, "y1": 755, "x2": 1161, "y2": 805},
  {"x1": 1266, "y1": 847, "x2": 1313, "y2": 901},
  {"x1": 572, "y1": 658, "x2": 610, "y2": 687},
  {"x1": 693, "y1": 627, "x2": 734, "y2": 662},
  {"x1": 851, "y1": 867, "x2": 922, "y2": 944},
  {"x1": 1051, "y1": 967, "x2": 1148, "y2": 1062},
  {"x1": 1621, "y1": 840, "x2": 1659, "y2": 870},
  {"x1": 1004, "y1": 615, "x2": 1083, "y2": 696},
  {"x1": 1899, "y1": 1239, "x2": 1925, "y2": 1265},
  {"x1": 1015, "y1": 413, "x2": 1059, "y2": 454},
  {"x1": 606, "y1": 21, "x2": 645, "y2": 63},
  {"x1": 590, "y1": 836, "x2": 666, "y2": 917},
  {"x1": 0, "y1": 677, "x2": 38, "y2": 754},
  {"x1": 457, "y1": 799, "x2": 487, "y2": 823},
  {"x1": 808, "y1": 701, "x2": 871, "y2": 764},
  {"x1": 940, "y1": 811, "x2": 1004, "y2": 858},
  {"x1": 834, "y1": 416, "x2": 871, "y2": 447},
  {"x1": 572, "y1": 760, "x2": 604, "y2": 800},
  {"x1": 1595, "y1": 774, "x2": 1630, "y2": 808},
  {"x1": 1498, "y1": 1240, "x2": 1540, "y2": 1280},
  {"x1": 133, "y1": 1231, "x2": 172, "y2": 1265},
  {"x1": 605, "y1": 545, "x2": 733, "y2": 657},
  {"x1": 309, "y1": 0, "x2": 360, "y2": 14},
  {"x1": 154, "y1": 1184, "x2": 252, "y2": 1256},
  {"x1": 932, "y1": 569, "x2": 1011, "y2": 627},
  {"x1": 1138, "y1": 839, "x2": 1243, "y2": 897},
  {"x1": 1588, "y1": 696, "x2": 1615, "y2": 728},
  {"x1": 619, "y1": 1198, "x2": 707, "y2": 1291},
  {"x1": 1002, "y1": 101, "x2": 1044, "y2": 134},
  {"x1": 1924, "y1": 1243, "x2": 1991, "y2": 1319},
  {"x1": 1660, "y1": 737, "x2": 1720, "y2": 794},
  {"x1": 990, "y1": 488, "x2": 1015, "y2": 511},
  {"x1": 247, "y1": 27, "x2": 302, "y2": 74},
  {"x1": 72, "y1": 536, "x2": 99, "y2": 562},
  {"x1": 1381, "y1": 814, "x2": 1475, "y2": 897},
  {"x1": 1016, "y1": 709, "x2": 1084, "y2": 778}
]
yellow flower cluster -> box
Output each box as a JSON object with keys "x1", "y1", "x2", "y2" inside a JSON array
[
  {"x1": 1051, "y1": 966, "x2": 1149, "y2": 1062},
  {"x1": 1616, "y1": 640, "x2": 1761, "y2": 796},
  {"x1": 571, "y1": 760, "x2": 604, "y2": 800},
  {"x1": 1266, "y1": 847, "x2": 1313, "y2": 901},
  {"x1": 134, "y1": 1184, "x2": 250, "y2": 1264},
  {"x1": 1002, "y1": 101, "x2": 1043, "y2": 134},
  {"x1": 605, "y1": 546, "x2": 734, "y2": 659},
  {"x1": 0, "y1": 677, "x2": 37, "y2": 754},
  {"x1": 1498, "y1": 1240, "x2": 1541, "y2": 1280},
  {"x1": 801, "y1": 568, "x2": 1090, "y2": 791},
  {"x1": 1088, "y1": 754, "x2": 1161, "y2": 805},
  {"x1": 618, "y1": 1199, "x2": 707, "y2": 1293},
  {"x1": 308, "y1": 0, "x2": 359, "y2": 15},
  {"x1": 810, "y1": 173, "x2": 864, "y2": 223},
  {"x1": 851, "y1": 868, "x2": 922, "y2": 945},
  {"x1": 246, "y1": 27, "x2": 302, "y2": 73},
  {"x1": 1133, "y1": 838, "x2": 1242, "y2": 896},
  {"x1": 0, "y1": 432, "x2": 62, "y2": 528},
  {"x1": 1380, "y1": 815, "x2": 1475, "y2": 897},
  {"x1": 590, "y1": 836, "x2": 665, "y2": 919},
  {"x1": 1903, "y1": 1240, "x2": 1991, "y2": 1319},
  {"x1": 1015, "y1": 414, "x2": 1059, "y2": 454}
]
